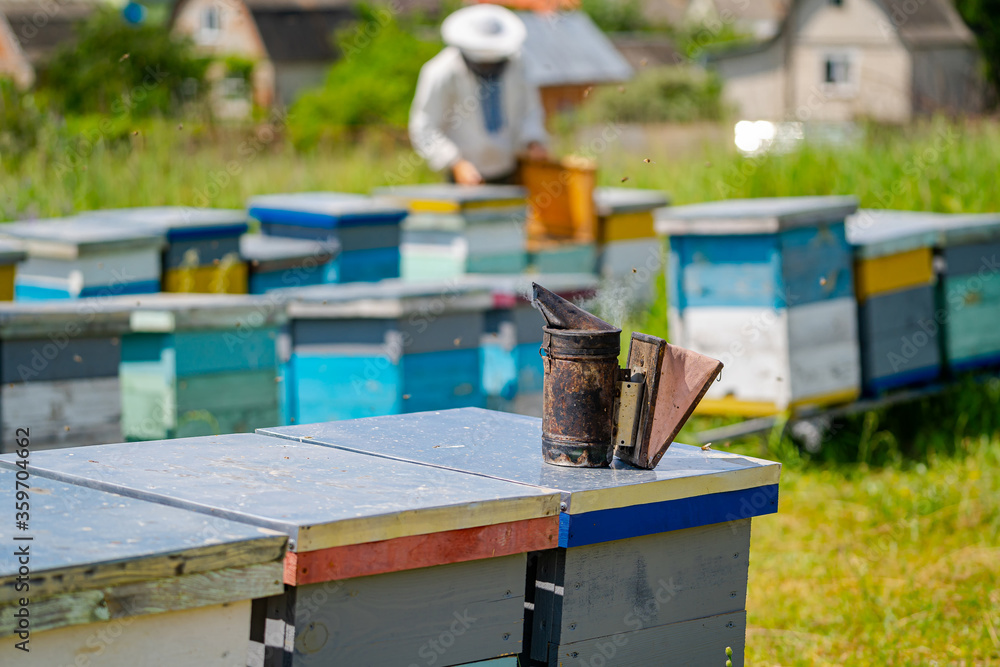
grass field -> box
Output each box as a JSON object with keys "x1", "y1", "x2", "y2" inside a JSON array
[{"x1": 2, "y1": 117, "x2": 999, "y2": 665}]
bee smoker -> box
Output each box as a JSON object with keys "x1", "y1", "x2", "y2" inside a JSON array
[{"x1": 532, "y1": 283, "x2": 725, "y2": 469}]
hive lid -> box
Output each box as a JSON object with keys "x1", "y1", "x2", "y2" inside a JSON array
[
  {"x1": 594, "y1": 187, "x2": 670, "y2": 216},
  {"x1": 81, "y1": 207, "x2": 249, "y2": 240},
  {"x1": 0, "y1": 217, "x2": 165, "y2": 258},
  {"x1": 846, "y1": 209, "x2": 941, "y2": 258},
  {"x1": 248, "y1": 192, "x2": 409, "y2": 227},
  {"x1": 655, "y1": 195, "x2": 859, "y2": 235}
]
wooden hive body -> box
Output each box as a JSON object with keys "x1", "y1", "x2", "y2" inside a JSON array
[
  {"x1": 658, "y1": 196, "x2": 862, "y2": 415},
  {"x1": 262, "y1": 408, "x2": 781, "y2": 667},
  {"x1": 2, "y1": 432, "x2": 560, "y2": 666}
]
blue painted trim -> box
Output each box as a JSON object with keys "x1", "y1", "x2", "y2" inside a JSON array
[
  {"x1": 560, "y1": 484, "x2": 779, "y2": 548},
  {"x1": 951, "y1": 351, "x2": 1000, "y2": 374},
  {"x1": 250, "y1": 207, "x2": 407, "y2": 229},
  {"x1": 165, "y1": 224, "x2": 248, "y2": 242},
  {"x1": 864, "y1": 365, "x2": 941, "y2": 395},
  {"x1": 15, "y1": 280, "x2": 160, "y2": 300}
]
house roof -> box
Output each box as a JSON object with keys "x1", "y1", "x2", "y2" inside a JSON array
[
  {"x1": 518, "y1": 10, "x2": 634, "y2": 86},
  {"x1": 710, "y1": 0, "x2": 975, "y2": 61},
  {"x1": 249, "y1": 5, "x2": 354, "y2": 62},
  {"x1": 0, "y1": 0, "x2": 100, "y2": 63},
  {"x1": 880, "y1": 0, "x2": 975, "y2": 47}
]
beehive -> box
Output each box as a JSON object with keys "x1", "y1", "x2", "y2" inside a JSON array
[
  {"x1": 657, "y1": 196, "x2": 861, "y2": 416},
  {"x1": 594, "y1": 187, "x2": 670, "y2": 303},
  {"x1": 240, "y1": 234, "x2": 338, "y2": 294},
  {"x1": 248, "y1": 192, "x2": 407, "y2": 284}
]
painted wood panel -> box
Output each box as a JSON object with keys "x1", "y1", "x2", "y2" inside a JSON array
[
  {"x1": 258, "y1": 408, "x2": 781, "y2": 518},
  {"x1": 0, "y1": 601, "x2": 256, "y2": 667},
  {"x1": 529, "y1": 242, "x2": 596, "y2": 274},
  {"x1": 941, "y1": 241, "x2": 1000, "y2": 277},
  {"x1": 941, "y1": 273, "x2": 1000, "y2": 368},
  {"x1": 598, "y1": 211, "x2": 657, "y2": 243},
  {"x1": 2, "y1": 432, "x2": 561, "y2": 553},
  {"x1": 547, "y1": 609, "x2": 746, "y2": 667},
  {"x1": 1, "y1": 336, "x2": 121, "y2": 383},
  {"x1": 531, "y1": 521, "x2": 750, "y2": 658},
  {"x1": 17, "y1": 246, "x2": 163, "y2": 285},
  {"x1": 855, "y1": 247, "x2": 934, "y2": 300},
  {"x1": 1, "y1": 377, "x2": 122, "y2": 451},
  {"x1": 0, "y1": 265, "x2": 14, "y2": 301},
  {"x1": 279, "y1": 555, "x2": 525, "y2": 667},
  {"x1": 164, "y1": 236, "x2": 242, "y2": 269},
  {"x1": 163, "y1": 262, "x2": 249, "y2": 294}
]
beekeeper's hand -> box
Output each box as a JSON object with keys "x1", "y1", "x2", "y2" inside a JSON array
[
  {"x1": 453, "y1": 159, "x2": 483, "y2": 185},
  {"x1": 526, "y1": 142, "x2": 549, "y2": 162}
]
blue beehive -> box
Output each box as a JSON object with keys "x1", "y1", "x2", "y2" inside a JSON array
[
  {"x1": 248, "y1": 192, "x2": 407, "y2": 284},
  {"x1": 656, "y1": 196, "x2": 861, "y2": 415},
  {"x1": 0, "y1": 217, "x2": 164, "y2": 300},
  {"x1": 282, "y1": 280, "x2": 491, "y2": 424}
]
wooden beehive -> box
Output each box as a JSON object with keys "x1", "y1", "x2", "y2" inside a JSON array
[
  {"x1": 118, "y1": 294, "x2": 285, "y2": 440},
  {"x1": 248, "y1": 192, "x2": 407, "y2": 284},
  {"x1": 376, "y1": 184, "x2": 530, "y2": 281},
  {"x1": 240, "y1": 234, "x2": 338, "y2": 294},
  {"x1": 81, "y1": 207, "x2": 250, "y2": 295},
  {"x1": 0, "y1": 217, "x2": 164, "y2": 300},
  {"x1": 657, "y1": 196, "x2": 861, "y2": 416},
  {"x1": 263, "y1": 408, "x2": 781, "y2": 666},
  {"x1": 0, "y1": 467, "x2": 287, "y2": 666},
  {"x1": 7, "y1": 432, "x2": 560, "y2": 667},
  {"x1": 520, "y1": 156, "x2": 598, "y2": 242},
  {"x1": 847, "y1": 209, "x2": 942, "y2": 394},
  {"x1": 594, "y1": 187, "x2": 670, "y2": 304},
  {"x1": 281, "y1": 281, "x2": 492, "y2": 424},
  {"x1": 0, "y1": 299, "x2": 133, "y2": 451}
]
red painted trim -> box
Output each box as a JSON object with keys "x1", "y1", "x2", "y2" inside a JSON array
[{"x1": 283, "y1": 516, "x2": 559, "y2": 585}]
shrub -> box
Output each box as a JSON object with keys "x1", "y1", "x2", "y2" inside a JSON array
[
  {"x1": 41, "y1": 7, "x2": 209, "y2": 118},
  {"x1": 572, "y1": 66, "x2": 727, "y2": 124},
  {"x1": 0, "y1": 78, "x2": 44, "y2": 165},
  {"x1": 288, "y1": 5, "x2": 441, "y2": 149}
]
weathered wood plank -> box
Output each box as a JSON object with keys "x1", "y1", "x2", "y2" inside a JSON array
[
  {"x1": 0, "y1": 377, "x2": 122, "y2": 451},
  {"x1": 0, "y1": 600, "x2": 255, "y2": 667},
  {"x1": 547, "y1": 610, "x2": 747, "y2": 667},
  {"x1": 0, "y1": 562, "x2": 282, "y2": 637}
]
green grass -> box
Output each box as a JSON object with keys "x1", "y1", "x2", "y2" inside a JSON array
[{"x1": 3, "y1": 117, "x2": 1000, "y2": 664}]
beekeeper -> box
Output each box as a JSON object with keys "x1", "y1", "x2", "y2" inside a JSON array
[{"x1": 409, "y1": 4, "x2": 549, "y2": 185}]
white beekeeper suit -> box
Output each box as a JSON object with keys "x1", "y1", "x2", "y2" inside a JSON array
[{"x1": 409, "y1": 4, "x2": 549, "y2": 184}]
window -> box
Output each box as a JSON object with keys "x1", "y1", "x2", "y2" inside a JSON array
[
  {"x1": 822, "y1": 51, "x2": 858, "y2": 94},
  {"x1": 198, "y1": 5, "x2": 221, "y2": 43}
]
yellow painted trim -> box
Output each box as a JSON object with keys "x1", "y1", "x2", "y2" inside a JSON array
[
  {"x1": 695, "y1": 388, "x2": 860, "y2": 417},
  {"x1": 570, "y1": 462, "x2": 782, "y2": 515},
  {"x1": 406, "y1": 198, "x2": 523, "y2": 214},
  {"x1": 0, "y1": 266, "x2": 15, "y2": 301},
  {"x1": 855, "y1": 248, "x2": 933, "y2": 301},
  {"x1": 163, "y1": 262, "x2": 249, "y2": 295},
  {"x1": 598, "y1": 211, "x2": 656, "y2": 243},
  {"x1": 296, "y1": 494, "x2": 561, "y2": 552},
  {"x1": 695, "y1": 397, "x2": 782, "y2": 417}
]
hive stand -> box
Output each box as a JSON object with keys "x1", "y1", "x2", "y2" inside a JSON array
[
  {"x1": 2, "y1": 433, "x2": 561, "y2": 667},
  {"x1": 657, "y1": 196, "x2": 861, "y2": 416},
  {"x1": 0, "y1": 467, "x2": 287, "y2": 666},
  {"x1": 261, "y1": 408, "x2": 781, "y2": 666}
]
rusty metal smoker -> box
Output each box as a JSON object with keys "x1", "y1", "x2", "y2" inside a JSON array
[{"x1": 533, "y1": 283, "x2": 724, "y2": 469}]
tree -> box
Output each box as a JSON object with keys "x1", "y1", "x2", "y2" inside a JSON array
[
  {"x1": 954, "y1": 0, "x2": 1000, "y2": 102},
  {"x1": 41, "y1": 7, "x2": 209, "y2": 117}
]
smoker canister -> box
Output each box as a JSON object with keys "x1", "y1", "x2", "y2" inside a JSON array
[{"x1": 540, "y1": 325, "x2": 621, "y2": 467}]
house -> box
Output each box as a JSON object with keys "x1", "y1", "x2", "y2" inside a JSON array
[
  {"x1": 0, "y1": 0, "x2": 102, "y2": 88},
  {"x1": 708, "y1": 0, "x2": 986, "y2": 122},
  {"x1": 170, "y1": 0, "x2": 356, "y2": 109},
  {"x1": 518, "y1": 10, "x2": 635, "y2": 116}
]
